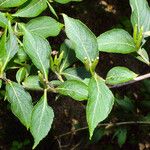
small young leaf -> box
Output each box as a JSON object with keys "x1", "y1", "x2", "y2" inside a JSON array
[
  {"x1": 30, "y1": 90, "x2": 54, "y2": 149},
  {"x1": 0, "y1": 12, "x2": 8, "y2": 28},
  {"x1": 106, "y1": 66, "x2": 138, "y2": 85},
  {"x1": 47, "y1": 2, "x2": 58, "y2": 19},
  {"x1": 6, "y1": 81, "x2": 33, "y2": 129},
  {"x1": 22, "y1": 76, "x2": 43, "y2": 91},
  {"x1": 59, "y1": 40, "x2": 77, "y2": 72},
  {"x1": 63, "y1": 14, "x2": 99, "y2": 66},
  {"x1": 16, "y1": 67, "x2": 28, "y2": 84},
  {"x1": 97, "y1": 29, "x2": 137, "y2": 54},
  {"x1": 55, "y1": 0, "x2": 82, "y2": 4},
  {"x1": 26, "y1": 16, "x2": 63, "y2": 38},
  {"x1": 13, "y1": 0, "x2": 47, "y2": 18},
  {"x1": 86, "y1": 74, "x2": 114, "y2": 138},
  {"x1": 57, "y1": 80, "x2": 88, "y2": 101},
  {"x1": 22, "y1": 27, "x2": 51, "y2": 80},
  {"x1": 136, "y1": 48, "x2": 150, "y2": 65},
  {"x1": 130, "y1": 0, "x2": 150, "y2": 33},
  {"x1": 0, "y1": 0, "x2": 28, "y2": 8}
]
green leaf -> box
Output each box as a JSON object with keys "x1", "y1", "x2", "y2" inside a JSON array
[
  {"x1": 25, "y1": 16, "x2": 63, "y2": 38},
  {"x1": 13, "y1": 0, "x2": 47, "y2": 18},
  {"x1": 55, "y1": 0, "x2": 82, "y2": 4},
  {"x1": 57, "y1": 80, "x2": 88, "y2": 101},
  {"x1": 61, "y1": 67, "x2": 91, "y2": 85},
  {"x1": 22, "y1": 75, "x2": 43, "y2": 91},
  {"x1": 136, "y1": 48, "x2": 150, "y2": 65},
  {"x1": 6, "y1": 23, "x2": 18, "y2": 60},
  {"x1": 30, "y1": 90, "x2": 54, "y2": 149},
  {"x1": 16, "y1": 67, "x2": 28, "y2": 84},
  {"x1": 116, "y1": 96, "x2": 135, "y2": 112},
  {"x1": 0, "y1": 0, "x2": 28, "y2": 8},
  {"x1": 97, "y1": 29, "x2": 137, "y2": 54},
  {"x1": 49, "y1": 80, "x2": 62, "y2": 86},
  {"x1": 115, "y1": 128, "x2": 127, "y2": 147},
  {"x1": 0, "y1": 12, "x2": 8, "y2": 27},
  {"x1": 6, "y1": 81, "x2": 33, "y2": 128},
  {"x1": 47, "y1": 2, "x2": 58, "y2": 19},
  {"x1": 1, "y1": 22, "x2": 18, "y2": 72},
  {"x1": 130, "y1": 0, "x2": 150, "y2": 33},
  {"x1": 59, "y1": 40, "x2": 77, "y2": 72},
  {"x1": 17, "y1": 46, "x2": 28, "y2": 63},
  {"x1": 89, "y1": 128, "x2": 105, "y2": 144},
  {"x1": 63, "y1": 14, "x2": 99, "y2": 66},
  {"x1": 0, "y1": 29, "x2": 7, "y2": 59},
  {"x1": 106, "y1": 66, "x2": 138, "y2": 85},
  {"x1": 22, "y1": 27, "x2": 51, "y2": 80},
  {"x1": 86, "y1": 74, "x2": 114, "y2": 138}
]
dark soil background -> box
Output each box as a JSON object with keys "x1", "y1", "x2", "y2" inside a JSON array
[{"x1": 1, "y1": 0, "x2": 150, "y2": 150}]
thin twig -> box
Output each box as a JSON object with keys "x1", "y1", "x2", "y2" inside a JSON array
[
  {"x1": 109, "y1": 73, "x2": 150, "y2": 88},
  {"x1": 56, "y1": 137, "x2": 63, "y2": 150},
  {"x1": 0, "y1": 77, "x2": 8, "y2": 82},
  {"x1": 71, "y1": 140, "x2": 83, "y2": 150},
  {"x1": 57, "y1": 121, "x2": 150, "y2": 138},
  {"x1": 55, "y1": 71, "x2": 64, "y2": 82}
]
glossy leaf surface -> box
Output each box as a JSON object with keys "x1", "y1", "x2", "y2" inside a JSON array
[
  {"x1": 30, "y1": 90, "x2": 54, "y2": 149},
  {"x1": 26, "y1": 16, "x2": 63, "y2": 38},
  {"x1": 63, "y1": 14, "x2": 99, "y2": 66},
  {"x1": 0, "y1": 0, "x2": 28, "y2": 8},
  {"x1": 130, "y1": 0, "x2": 150, "y2": 33},
  {"x1": 13, "y1": 0, "x2": 47, "y2": 17},
  {"x1": 23, "y1": 28, "x2": 51, "y2": 79},
  {"x1": 57, "y1": 80, "x2": 88, "y2": 101},
  {"x1": 6, "y1": 81, "x2": 33, "y2": 128},
  {"x1": 97, "y1": 29, "x2": 136, "y2": 54},
  {"x1": 106, "y1": 66, "x2": 138, "y2": 85},
  {"x1": 87, "y1": 74, "x2": 114, "y2": 138}
]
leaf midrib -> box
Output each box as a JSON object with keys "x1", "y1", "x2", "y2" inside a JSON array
[
  {"x1": 0, "y1": 0, "x2": 10, "y2": 6},
  {"x1": 135, "y1": 0, "x2": 140, "y2": 28},
  {"x1": 2, "y1": 32, "x2": 17, "y2": 71},
  {"x1": 26, "y1": 33, "x2": 48, "y2": 79},
  {"x1": 15, "y1": 0, "x2": 44, "y2": 15},
  {"x1": 28, "y1": 26, "x2": 54, "y2": 32},
  {"x1": 36, "y1": 99, "x2": 46, "y2": 139},
  {"x1": 99, "y1": 42, "x2": 135, "y2": 48},
  {"x1": 67, "y1": 19, "x2": 91, "y2": 64},
  {"x1": 9, "y1": 82, "x2": 27, "y2": 126},
  {"x1": 90, "y1": 77, "x2": 100, "y2": 129},
  {"x1": 61, "y1": 72, "x2": 81, "y2": 81},
  {"x1": 57, "y1": 87, "x2": 85, "y2": 96}
]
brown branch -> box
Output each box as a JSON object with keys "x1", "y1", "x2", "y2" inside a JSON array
[
  {"x1": 109, "y1": 73, "x2": 150, "y2": 88},
  {"x1": 1, "y1": 72, "x2": 150, "y2": 90},
  {"x1": 56, "y1": 121, "x2": 150, "y2": 138},
  {"x1": 0, "y1": 77, "x2": 8, "y2": 82}
]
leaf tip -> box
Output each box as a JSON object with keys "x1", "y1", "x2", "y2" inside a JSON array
[
  {"x1": 32, "y1": 139, "x2": 40, "y2": 150},
  {"x1": 88, "y1": 125, "x2": 94, "y2": 140},
  {"x1": 62, "y1": 13, "x2": 68, "y2": 20},
  {"x1": 89, "y1": 130, "x2": 93, "y2": 140}
]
